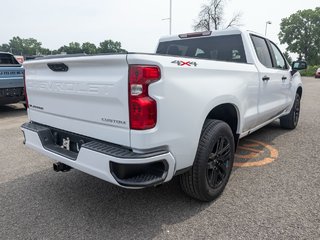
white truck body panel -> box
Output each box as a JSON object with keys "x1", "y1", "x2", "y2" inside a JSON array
[{"x1": 127, "y1": 54, "x2": 260, "y2": 170}]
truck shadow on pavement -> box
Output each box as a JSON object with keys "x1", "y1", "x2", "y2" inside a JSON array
[
  {"x1": 0, "y1": 104, "x2": 26, "y2": 119},
  {"x1": 1, "y1": 169, "x2": 211, "y2": 239}
]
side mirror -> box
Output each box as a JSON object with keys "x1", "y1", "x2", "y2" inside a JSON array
[{"x1": 292, "y1": 61, "x2": 307, "y2": 71}]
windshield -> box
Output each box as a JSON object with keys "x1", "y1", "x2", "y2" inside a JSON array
[
  {"x1": 156, "y1": 34, "x2": 247, "y2": 63},
  {"x1": 0, "y1": 53, "x2": 20, "y2": 65}
]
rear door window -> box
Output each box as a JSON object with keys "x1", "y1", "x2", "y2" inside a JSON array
[
  {"x1": 156, "y1": 34, "x2": 247, "y2": 63},
  {"x1": 0, "y1": 53, "x2": 20, "y2": 65},
  {"x1": 250, "y1": 35, "x2": 273, "y2": 68}
]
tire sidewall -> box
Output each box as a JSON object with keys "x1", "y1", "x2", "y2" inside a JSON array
[
  {"x1": 292, "y1": 94, "x2": 301, "y2": 127},
  {"x1": 196, "y1": 121, "x2": 235, "y2": 200}
]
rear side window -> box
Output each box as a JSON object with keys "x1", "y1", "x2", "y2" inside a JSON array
[
  {"x1": 0, "y1": 53, "x2": 20, "y2": 65},
  {"x1": 156, "y1": 34, "x2": 247, "y2": 63},
  {"x1": 251, "y1": 35, "x2": 272, "y2": 68}
]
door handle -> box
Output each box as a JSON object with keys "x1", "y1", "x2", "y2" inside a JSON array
[
  {"x1": 262, "y1": 76, "x2": 270, "y2": 81},
  {"x1": 282, "y1": 76, "x2": 287, "y2": 80}
]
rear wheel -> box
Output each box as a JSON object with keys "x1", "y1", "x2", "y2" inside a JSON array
[
  {"x1": 280, "y1": 94, "x2": 301, "y2": 129},
  {"x1": 180, "y1": 120, "x2": 235, "y2": 202}
]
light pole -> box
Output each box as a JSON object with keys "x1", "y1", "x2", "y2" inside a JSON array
[
  {"x1": 162, "y1": 0, "x2": 172, "y2": 35},
  {"x1": 169, "y1": 0, "x2": 172, "y2": 35},
  {"x1": 265, "y1": 21, "x2": 272, "y2": 36}
]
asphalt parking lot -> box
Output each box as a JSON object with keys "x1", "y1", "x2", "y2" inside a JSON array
[{"x1": 1, "y1": 77, "x2": 319, "y2": 240}]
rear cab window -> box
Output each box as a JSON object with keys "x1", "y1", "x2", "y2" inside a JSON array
[
  {"x1": 156, "y1": 34, "x2": 247, "y2": 63},
  {"x1": 0, "y1": 53, "x2": 20, "y2": 66}
]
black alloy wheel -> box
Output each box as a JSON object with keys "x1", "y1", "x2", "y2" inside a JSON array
[{"x1": 207, "y1": 136, "x2": 232, "y2": 189}]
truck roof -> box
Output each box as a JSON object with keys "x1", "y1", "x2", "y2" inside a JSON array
[
  {"x1": 159, "y1": 27, "x2": 264, "y2": 43},
  {"x1": 0, "y1": 52, "x2": 13, "y2": 55}
]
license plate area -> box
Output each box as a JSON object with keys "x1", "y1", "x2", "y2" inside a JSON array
[
  {"x1": 50, "y1": 129, "x2": 92, "y2": 154},
  {"x1": 35, "y1": 125, "x2": 94, "y2": 160},
  {"x1": 0, "y1": 87, "x2": 23, "y2": 97}
]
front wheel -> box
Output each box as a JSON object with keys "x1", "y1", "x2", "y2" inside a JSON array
[
  {"x1": 280, "y1": 94, "x2": 301, "y2": 129},
  {"x1": 180, "y1": 120, "x2": 235, "y2": 202}
]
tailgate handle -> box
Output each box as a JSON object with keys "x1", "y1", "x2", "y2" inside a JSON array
[
  {"x1": 47, "y1": 63, "x2": 69, "y2": 72},
  {"x1": 262, "y1": 76, "x2": 270, "y2": 81}
]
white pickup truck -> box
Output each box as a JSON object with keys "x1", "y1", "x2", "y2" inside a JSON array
[{"x1": 21, "y1": 28, "x2": 306, "y2": 201}]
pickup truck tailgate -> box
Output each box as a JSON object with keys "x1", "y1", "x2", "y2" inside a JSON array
[
  {"x1": 23, "y1": 55, "x2": 131, "y2": 146},
  {"x1": 0, "y1": 66, "x2": 24, "y2": 88}
]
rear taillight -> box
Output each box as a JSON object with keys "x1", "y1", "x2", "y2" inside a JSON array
[
  {"x1": 129, "y1": 65, "x2": 161, "y2": 130},
  {"x1": 23, "y1": 70, "x2": 28, "y2": 108}
]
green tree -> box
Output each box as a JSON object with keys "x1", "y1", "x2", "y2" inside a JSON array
[
  {"x1": 279, "y1": 8, "x2": 320, "y2": 65},
  {"x1": 0, "y1": 37, "x2": 47, "y2": 55},
  {"x1": 58, "y1": 42, "x2": 83, "y2": 54},
  {"x1": 283, "y1": 51, "x2": 293, "y2": 65},
  {"x1": 8, "y1": 37, "x2": 24, "y2": 55},
  {"x1": 98, "y1": 40, "x2": 126, "y2": 53},
  {"x1": 1, "y1": 37, "x2": 127, "y2": 56},
  {"x1": 40, "y1": 48, "x2": 52, "y2": 55},
  {"x1": 23, "y1": 38, "x2": 42, "y2": 55},
  {"x1": 82, "y1": 42, "x2": 97, "y2": 54},
  {"x1": 9, "y1": 37, "x2": 43, "y2": 55},
  {"x1": 0, "y1": 44, "x2": 10, "y2": 52}
]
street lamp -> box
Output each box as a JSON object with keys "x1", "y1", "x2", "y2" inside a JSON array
[
  {"x1": 265, "y1": 21, "x2": 272, "y2": 36},
  {"x1": 170, "y1": 0, "x2": 172, "y2": 35},
  {"x1": 162, "y1": 0, "x2": 172, "y2": 35}
]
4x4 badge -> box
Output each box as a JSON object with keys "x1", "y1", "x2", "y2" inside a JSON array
[{"x1": 171, "y1": 60, "x2": 197, "y2": 67}]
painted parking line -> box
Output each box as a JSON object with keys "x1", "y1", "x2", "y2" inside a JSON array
[{"x1": 234, "y1": 139, "x2": 279, "y2": 167}]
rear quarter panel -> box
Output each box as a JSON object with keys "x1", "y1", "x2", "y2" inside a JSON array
[{"x1": 127, "y1": 54, "x2": 259, "y2": 171}]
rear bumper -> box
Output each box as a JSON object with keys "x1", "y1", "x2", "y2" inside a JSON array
[
  {"x1": 0, "y1": 87, "x2": 24, "y2": 105},
  {"x1": 21, "y1": 122, "x2": 176, "y2": 188}
]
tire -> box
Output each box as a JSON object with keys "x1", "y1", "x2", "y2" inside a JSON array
[
  {"x1": 280, "y1": 94, "x2": 301, "y2": 129},
  {"x1": 180, "y1": 120, "x2": 235, "y2": 202}
]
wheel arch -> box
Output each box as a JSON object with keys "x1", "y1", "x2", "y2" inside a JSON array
[
  {"x1": 204, "y1": 103, "x2": 240, "y2": 148},
  {"x1": 297, "y1": 86, "x2": 302, "y2": 98}
]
